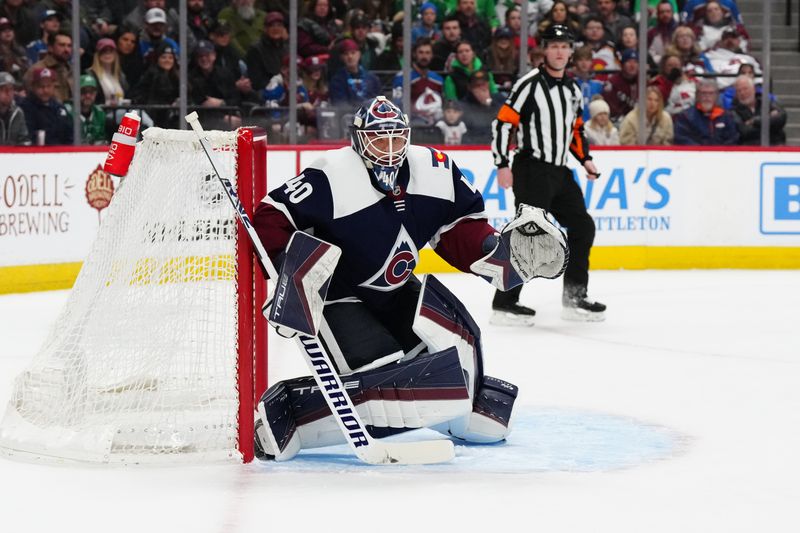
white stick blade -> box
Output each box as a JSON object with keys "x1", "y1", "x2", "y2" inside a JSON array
[{"x1": 365, "y1": 439, "x2": 455, "y2": 465}]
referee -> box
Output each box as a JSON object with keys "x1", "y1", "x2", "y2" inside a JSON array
[{"x1": 489, "y1": 24, "x2": 606, "y2": 325}]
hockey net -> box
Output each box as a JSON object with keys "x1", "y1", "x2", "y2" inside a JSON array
[{"x1": 0, "y1": 127, "x2": 268, "y2": 464}]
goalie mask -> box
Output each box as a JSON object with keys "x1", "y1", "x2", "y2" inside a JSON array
[{"x1": 351, "y1": 96, "x2": 411, "y2": 192}]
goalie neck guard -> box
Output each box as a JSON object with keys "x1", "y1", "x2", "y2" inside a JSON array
[{"x1": 350, "y1": 96, "x2": 411, "y2": 193}]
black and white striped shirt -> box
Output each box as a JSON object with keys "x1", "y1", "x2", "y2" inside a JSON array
[{"x1": 491, "y1": 67, "x2": 591, "y2": 168}]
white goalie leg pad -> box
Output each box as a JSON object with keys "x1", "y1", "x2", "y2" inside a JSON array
[
  {"x1": 412, "y1": 275, "x2": 482, "y2": 398},
  {"x1": 260, "y1": 347, "x2": 472, "y2": 455},
  {"x1": 294, "y1": 396, "x2": 471, "y2": 451}
]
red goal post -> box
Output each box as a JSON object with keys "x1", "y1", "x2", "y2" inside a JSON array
[{"x1": 236, "y1": 127, "x2": 269, "y2": 463}]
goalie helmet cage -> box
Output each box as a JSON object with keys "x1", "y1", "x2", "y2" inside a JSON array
[{"x1": 0, "y1": 127, "x2": 268, "y2": 464}]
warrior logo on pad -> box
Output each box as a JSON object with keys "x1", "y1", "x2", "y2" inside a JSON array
[{"x1": 359, "y1": 225, "x2": 419, "y2": 291}]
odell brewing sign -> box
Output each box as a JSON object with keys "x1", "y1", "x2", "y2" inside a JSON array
[{"x1": 85, "y1": 164, "x2": 114, "y2": 215}]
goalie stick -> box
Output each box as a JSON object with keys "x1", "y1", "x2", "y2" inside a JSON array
[{"x1": 185, "y1": 112, "x2": 454, "y2": 465}]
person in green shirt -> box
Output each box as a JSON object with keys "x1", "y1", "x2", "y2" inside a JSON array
[
  {"x1": 633, "y1": 0, "x2": 679, "y2": 27},
  {"x1": 217, "y1": 0, "x2": 267, "y2": 58},
  {"x1": 65, "y1": 75, "x2": 107, "y2": 145},
  {"x1": 399, "y1": 0, "x2": 500, "y2": 28},
  {"x1": 443, "y1": 40, "x2": 497, "y2": 100}
]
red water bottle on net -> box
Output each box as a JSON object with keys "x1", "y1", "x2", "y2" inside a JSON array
[{"x1": 104, "y1": 111, "x2": 141, "y2": 177}]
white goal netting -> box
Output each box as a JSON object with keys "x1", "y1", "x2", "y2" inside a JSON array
[{"x1": 0, "y1": 128, "x2": 250, "y2": 464}]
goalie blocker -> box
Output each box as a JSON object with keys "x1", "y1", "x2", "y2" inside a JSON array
[{"x1": 266, "y1": 232, "x2": 342, "y2": 338}]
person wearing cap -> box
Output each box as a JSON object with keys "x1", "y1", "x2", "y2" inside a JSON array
[
  {"x1": 26, "y1": 29, "x2": 72, "y2": 103},
  {"x1": 129, "y1": 41, "x2": 179, "y2": 128},
  {"x1": 0, "y1": 0, "x2": 37, "y2": 46},
  {"x1": 413, "y1": 0, "x2": 499, "y2": 29},
  {"x1": 123, "y1": 0, "x2": 181, "y2": 40},
  {"x1": 0, "y1": 15, "x2": 27, "y2": 77},
  {"x1": 300, "y1": 54, "x2": 329, "y2": 110},
  {"x1": 411, "y1": 2, "x2": 442, "y2": 45},
  {"x1": 701, "y1": 24, "x2": 759, "y2": 90},
  {"x1": 25, "y1": 9, "x2": 61, "y2": 64},
  {"x1": 207, "y1": 20, "x2": 242, "y2": 82},
  {"x1": 329, "y1": 38, "x2": 380, "y2": 106},
  {"x1": 460, "y1": 69, "x2": 505, "y2": 141},
  {"x1": 139, "y1": 7, "x2": 181, "y2": 63},
  {"x1": 19, "y1": 66, "x2": 73, "y2": 145},
  {"x1": 443, "y1": 40, "x2": 497, "y2": 101},
  {"x1": 87, "y1": 40, "x2": 130, "y2": 109},
  {"x1": 490, "y1": 24, "x2": 606, "y2": 324},
  {"x1": 603, "y1": 48, "x2": 639, "y2": 123},
  {"x1": 244, "y1": 10, "x2": 286, "y2": 92},
  {"x1": 190, "y1": 39, "x2": 257, "y2": 130},
  {"x1": 585, "y1": 96, "x2": 621, "y2": 145},
  {"x1": 0, "y1": 70, "x2": 30, "y2": 145},
  {"x1": 64, "y1": 74, "x2": 107, "y2": 145},
  {"x1": 218, "y1": 0, "x2": 267, "y2": 58}
]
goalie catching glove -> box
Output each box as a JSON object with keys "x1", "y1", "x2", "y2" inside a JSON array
[
  {"x1": 470, "y1": 204, "x2": 568, "y2": 291},
  {"x1": 263, "y1": 232, "x2": 342, "y2": 338}
]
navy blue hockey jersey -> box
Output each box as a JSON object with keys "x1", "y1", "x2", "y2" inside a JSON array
[{"x1": 254, "y1": 145, "x2": 496, "y2": 308}]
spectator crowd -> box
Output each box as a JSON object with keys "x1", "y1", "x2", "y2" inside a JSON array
[{"x1": 0, "y1": 0, "x2": 789, "y2": 146}]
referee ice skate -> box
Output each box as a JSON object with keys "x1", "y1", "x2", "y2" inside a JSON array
[{"x1": 490, "y1": 24, "x2": 606, "y2": 324}]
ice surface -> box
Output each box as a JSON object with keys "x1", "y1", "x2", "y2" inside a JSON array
[{"x1": 1, "y1": 270, "x2": 798, "y2": 532}]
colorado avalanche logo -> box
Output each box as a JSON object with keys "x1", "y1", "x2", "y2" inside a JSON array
[
  {"x1": 359, "y1": 225, "x2": 419, "y2": 292},
  {"x1": 369, "y1": 99, "x2": 401, "y2": 121}
]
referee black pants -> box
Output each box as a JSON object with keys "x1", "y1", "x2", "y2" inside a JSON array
[{"x1": 493, "y1": 155, "x2": 596, "y2": 307}]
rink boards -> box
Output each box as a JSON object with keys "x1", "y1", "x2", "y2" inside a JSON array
[{"x1": 2, "y1": 145, "x2": 800, "y2": 293}]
